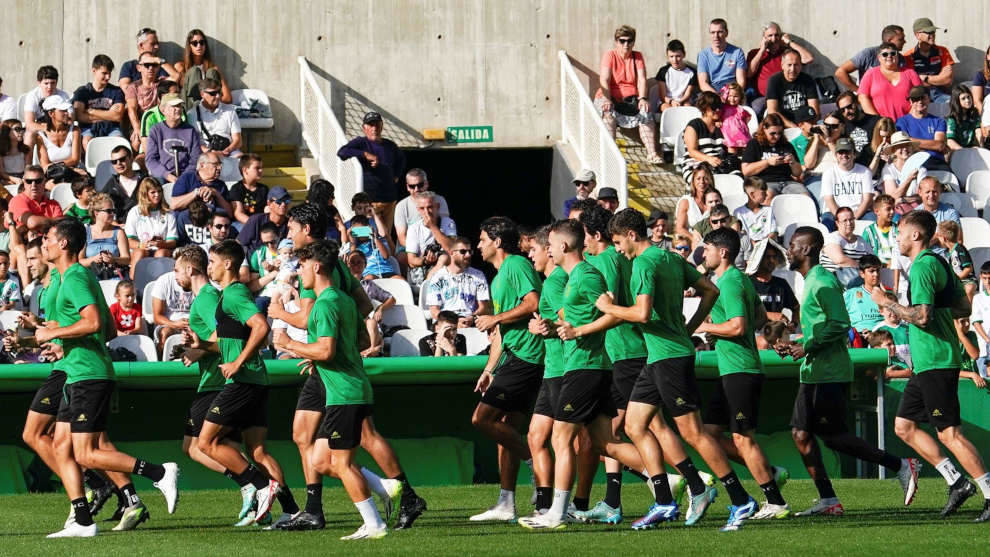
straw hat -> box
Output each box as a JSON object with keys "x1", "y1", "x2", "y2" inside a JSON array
[
  {"x1": 745, "y1": 238, "x2": 788, "y2": 276},
  {"x1": 884, "y1": 131, "x2": 919, "y2": 155}
]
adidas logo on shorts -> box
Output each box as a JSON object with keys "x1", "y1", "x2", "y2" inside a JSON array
[
  {"x1": 932, "y1": 409, "x2": 942, "y2": 417},
  {"x1": 496, "y1": 393, "x2": 506, "y2": 400},
  {"x1": 210, "y1": 406, "x2": 221, "y2": 415},
  {"x1": 40, "y1": 397, "x2": 51, "y2": 405},
  {"x1": 76, "y1": 414, "x2": 87, "y2": 422},
  {"x1": 819, "y1": 417, "x2": 828, "y2": 424},
  {"x1": 331, "y1": 431, "x2": 342, "y2": 440},
  {"x1": 675, "y1": 397, "x2": 686, "y2": 406},
  {"x1": 563, "y1": 404, "x2": 574, "y2": 412},
  {"x1": 736, "y1": 412, "x2": 746, "y2": 420}
]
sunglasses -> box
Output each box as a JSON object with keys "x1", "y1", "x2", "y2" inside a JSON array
[
  {"x1": 837, "y1": 150, "x2": 853, "y2": 156},
  {"x1": 575, "y1": 181, "x2": 593, "y2": 187},
  {"x1": 710, "y1": 217, "x2": 729, "y2": 225},
  {"x1": 617, "y1": 38, "x2": 634, "y2": 44},
  {"x1": 213, "y1": 223, "x2": 231, "y2": 229},
  {"x1": 674, "y1": 244, "x2": 691, "y2": 251},
  {"x1": 839, "y1": 104, "x2": 856, "y2": 111},
  {"x1": 271, "y1": 198, "x2": 291, "y2": 205},
  {"x1": 24, "y1": 178, "x2": 44, "y2": 185},
  {"x1": 453, "y1": 248, "x2": 472, "y2": 255},
  {"x1": 824, "y1": 123, "x2": 841, "y2": 130},
  {"x1": 189, "y1": 39, "x2": 206, "y2": 47},
  {"x1": 140, "y1": 62, "x2": 160, "y2": 69},
  {"x1": 11, "y1": 126, "x2": 24, "y2": 133},
  {"x1": 110, "y1": 156, "x2": 129, "y2": 165},
  {"x1": 407, "y1": 182, "x2": 426, "y2": 190},
  {"x1": 202, "y1": 89, "x2": 221, "y2": 97},
  {"x1": 910, "y1": 97, "x2": 928, "y2": 103},
  {"x1": 879, "y1": 51, "x2": 898, "y2": 58}
]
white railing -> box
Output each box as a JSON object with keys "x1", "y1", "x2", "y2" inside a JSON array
[
  {"x1": 298, "y1": 56, "x2": 362, "y2": 220},
  {"x1": 558, "y1": 50, "x2": 628, "y2": 209}
]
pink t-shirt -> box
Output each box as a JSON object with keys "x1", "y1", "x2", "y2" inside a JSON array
[
  {"x1": 596, "y1": 50, "x2": 646, "y2": 101},
  {"x1": 859, "y1": 66, "x2": 922, "y2": 120}
]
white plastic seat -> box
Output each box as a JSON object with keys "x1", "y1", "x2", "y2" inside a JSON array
[
  {"x1": 659, "y1": 106, "x2": 701, "y2": 150},
  {"x1": 458, "y1": 327, "x2": 491, "y2": 355},
  {"x1": 382, "y1": 304, "x2": 429, "y2": 332},
  {"x1": 713, "y1": 174, "x2": 744, "y2": 198},
  {"x1": 0, "y1": 310, "x2": 22, "y2": 331},
  {"x1": 722, "y1": 192, "x2": 748, "y2": 213},
  {"x1": 133, "y1": 257, "x2": 175, "y2": 299},
  {"x1": 941, "y1": 192, "x2": 976, "y2": 217},
  {"x1": 231, "y1": 89, "x2": 274, "y2": 129},
  {"x1": 161, "y1": 334, "x2": 186, "y2": 362},
  {"x1": 741, "y1": 105, "x2": 758, "y2": 134},
  {"x1": 372, "y1": 278, "x2": 415, "y2": 306},
  {"x1": 927, "y1": 170, "x2": 960, "y2": 192},
  {"x1": 949, "y1": 147, "x2": 990, "y2": 187},
  {"x1": 969, "y1": 247, "x2": 990, "y2": 271},
  {"x1": 771, "y1": 194, "x2": 818, "y2": 236},
  {"x1": 16, "y1": 93, "x2": 28, "y2": 122},
  {"x1": 108, "y1": 334, "x2": 158, "y2": 361},
  {"x1": 50, "y1": 183, "x2": 77, "y2": 211},
  {"x1": 854, "y1": 220, "x2": 872, "y2": 236},
  {"x1": 99, "y1": 279, "x2": 121, "y2": 307},
  {"x1": 219, "y1": 156, "x2": 242, "y2": 182},
  {"x1": 5, "y1": 184, "x2": 19, "y2": 197},
  {"x1": 772, "y1": 268, "x2": 805, "y2": 302},
  {"x1": 966, "y1": 170, "x2": 990, "y2": 211},
  {"x1": 961, "y1": 217, "x2": 990, "y2": 248},
  {"x1": 682, "y1": 296, "x2": 700, "y2": 323},
  {"x1": 162, "y1": 181, "x2": 174, "y2": 205},
  {"x1": 142, "y1": 283, "x2": 155, "y2": 325},
  {"x1": 389, "y1": 329, "x2": 432, "y2": 356},
  {"x1": 84, "y1": 137, "x2": 130, "y2": 177}
]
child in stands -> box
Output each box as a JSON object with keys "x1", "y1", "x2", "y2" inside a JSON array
[{"x1": 109, "y1": 279, "x2": 143, "y2": 335}]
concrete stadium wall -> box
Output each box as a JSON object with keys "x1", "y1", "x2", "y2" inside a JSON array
[{"x1": 4, "y1": 1, "x2": 988, "y2": 148}]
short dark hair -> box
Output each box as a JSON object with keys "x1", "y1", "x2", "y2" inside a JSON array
[
  {"x1": 307, "y1": 178, "x2": 335, "y2": 207},
  {"x1": 287, "y1": 202, "x2": 328, "y2": 240},
  {"x1": 666, "y1": 39, "x2": 685, "y2": 53},
  {"x1": 836, "y1": 91, "x2": 858, "y2": 107},
  {"x1": 479, "y1": 216, "x2": 520, "y2": 254},
  {"x1": 608, "y1": 208, "x2": 647, "y2": 239},
  {"x1": 743, "y1": 176, "x2": 767, "y2": 191},
  {"x1": 710, "y1": 18, "x2": 728, "y2": 30},
  {"x1": 793, "y1": 225, "x2": 824, "y2": 252},
  {"x1": 869, "y1": 328, "x2": 894, "y2": 347},
  {"x1": 115, "y1": 279, "x2": 135, "y2": 294},
  {"x1": 835, "y1": 206, "x2": 854, "y2": 220},
  {"x1": 70, "y1": 176, "x2": 95, "y2": 197},
  {"x1": 295, "y1": 239, "x2": 340, "y2": 276},
  {"x1": 569, "y1": 198, "x2": 599, "y2": 217},
  {"x1": 981, "y1": 261, "x2": 990, "y2": 274},
  {"x1": 259, "y1": 221, "x2": 279, "y2": 236},
  {"x1": 858, "y1": 254, "x2": 882, "y2": 270},
  {"x1": 157, "y1": 80, "x2": 177, "y2": 97},
  {"x1": 874, "y1": 194, "x2": 895, "y2": 208},
  {"x1": 200, "y1": 77, "x2": 220, "y2": 90},
  {"x1": 111, "y1": 145, "x2": 132, "y2": 158},
  {"x1": 351, "y1": 214, "x2": 369, "y2": 226},
  {"x1": 238, "y1": 153, "x2": 262, "y2": 172},
  {"x1": 451, "y1": 235, "x2": 471, "y2": 247},
  {"x1": 550, "y1": 218, "x2": 585, "y2": 252},
  {"x1": 710, "y1": 203, "x2": 730, "y2": 217},
  {"x1": 211, "y1": 211, "x2": 232, "y2": 225},
  {"x1": 209, "y1": 239, "x2": 245, "y2": 269},
  {"x1": 350, "y1": 192, "x2": 371, "y2": 208},
  {"x1": 436, "y1": 310, "x2": 459, "y2": 324},
  {"x1": 187, "y1": 197, "x2": 211, "y2": 227},
  {"x1": 174, "y1": 245, "x2": 208, "y2": 274},
  {"x1": 91, "y1": 54, "x2": 114, "y2": 72},
  {"x1": 899, "y1": 210, "x2": 936, "y2": 243},
  {"x1": 532, "y1": 225, "x2": 552, "y2": 248},
  {"x1": 696, "y1": 91, "x2": 722, "y2": 114},
  {"x1": 36, "y1": 65, "x2": 58, "y2": 82},
  {"x1": 54, "y1": 217, "x2": 86, "y2": 254},
  {"x1": 881, "y1": 24, "x2": 904, "y2": 42},
  {"x1": 704, "y1": 226, "x2": 741, "y2": 261},
  {"x1": 579, "y1": 205, "x2": 612, "y2": 241},
  {"x1": 25, "y1": 237, "x2": 43, "y2": 252}
]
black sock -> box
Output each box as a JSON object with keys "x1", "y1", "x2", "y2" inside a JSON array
[
  {"x1": 83, "y1": 470, "x2": 107, "y2": 490},
  {"x1": 536, "y1": 487, "x2": 552, "y2": 510},
  {"x1": 304, "y1": 483, "x2": 323, "y2": 515},
  {"x1": 950, "y1": 476, "x2": 969, "y2": 491},
  {"x1": 720, "y1": 472, "x2": 750, "y2": 506},
  {"x1": 675, "y1": 459, "x2": 706, "y2": 496},
  {"x1": 623, "y1": 465, "x2": 648, "y2": 481},
  {"x1": 814, "y1": 476, "x2": 837, "y2": 499},
  {"x1": 120, "y1": 483, "x2": 141, "y2": 507},
  {"x1": 604, "y1": 473, "x2": 622, "y2": 508},
  {"x1": 573, "y1": 497, "x2": 589, "y2": 511},
  {"x1": 113, "y1": 486, "x2": 126, "y2": 508},
  {"x1": 225, "y1": 468, "x2": 250, "y2": 487},
  {"x1": 71, "y1": 497, "x2": 94, "y2": 527},
  {"x1": 392, "y1": 472, "x2": 418, "y2": 499},
  {"x1": 132, "y1": 459, "x2": 166, "y2": 482},
  {"x1": 651, "y1": 474, "x2": 674, "y2": 505},
  {"x1": 247, "y1": 465, "x2": 270, "y2": 490},
  {"x1": 276, "y1": 484, "x2": 299, "y2": 514},
  {"x1": 760, "y1": 480, "x2": 786, "y2": 506}
]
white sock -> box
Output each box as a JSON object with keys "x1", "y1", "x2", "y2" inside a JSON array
[
  {"x1": 976, "y1": 473, "x2": 990, "y2": 499},
  {"x1": 935, "y1": 458, "x2": 963, "y2": 486},
  {"x1": 667, "y1": 473, "x2": 683, "y2": 497},
  {"x1": 360, "y1": 467, "x2": 387, "y2": 498},
  {"x1": 497, "y1": 488, "x2": 515, "y2": 508},
  {"x1": 354, "y1": 497, "x2": 385, "y2": 529},
  {"x1": 548, "y1": 489, "x2": 570, "y2": 521}
]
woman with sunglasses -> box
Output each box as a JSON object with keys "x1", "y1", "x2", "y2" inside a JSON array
[
  {"x1": 865, "y1": 117, "x2": 896, "y2": 177},
  {"x1": 125, "y1": 51, "x2": 167, "y2": 151},
  {"x1": 858, "y1": 41, "x2": 922, "y2": 120},
  {"x1": 674, "y1": 164, "x2": 715, "y2": 238},
  {"x1": 80, "y1": 192, "x2": 130, "y2": 280},
  {"x1": 0, "y1": 120, "x2": 30, "y2": 187},
  {"x1": 125, "y1": 177, "x2": 177, "y2": 275},
  {"x1": 175, "y1": 29, "x2": 231, "y2": 109},
  {"x1": 37, "y1": 96, "x2": 86, "y2": 185}
]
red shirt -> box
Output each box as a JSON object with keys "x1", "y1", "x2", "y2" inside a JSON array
[
  {"x1": 9, "y1": 193, "x2": 63, "y2": 225},
  {"x1": 110, "y1": 302, "x2": 142, "y2": 333},
  {"x1": 746, "y1": 48, "x2": 783, "y2": 96}
]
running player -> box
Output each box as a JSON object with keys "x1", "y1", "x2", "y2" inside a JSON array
[
  {"x1": 273, "y1": 240, "x2": 391, "y2": 540},
  {"x1": 470, "y1": 216, "x2": 542, "y2": 522},
  {"x1": 776, "y1": 226, "x2": 920, "y2": 517},
  {"x1": 870, "y1": 211, "x2": 990, "y2": 522},
  {"x1": 695, "y1": 227, "x2": 789, "y2": 520},
  {"x1": 598, "y1": 208, "x2": 755, "y2": 532},
  {"x1": 40, "y1": 218, "x2": 178, "y2": 537}
]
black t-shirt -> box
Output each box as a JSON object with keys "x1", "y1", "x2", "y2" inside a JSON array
[
  {"x1": 765, "y1": 72, "x2": 819, "y2": 122},
  {"x1": 742, "y1": 137, "x2": 798, "y2": 182},
  {"x1": 71, "y1": 83, "x2": 126, "y2": 135},
  {"x1": 750, "y1": 275, "x2": 798, "y2": 314},
  {"x1": 418, "y1": 332, "x2": 467, "y2": 356},
  {"x1": 228, "y1": 181, "x2": 270, "y2": 219},
  {"x1": 846, "y1": 114, "x2": 879, "y2": 167}
]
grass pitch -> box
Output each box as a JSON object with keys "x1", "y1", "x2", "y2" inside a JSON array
[{"x1": 2, "y1": 479, "x2": 986, "y2": 555}]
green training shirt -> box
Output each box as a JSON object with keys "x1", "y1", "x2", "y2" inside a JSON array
[
  {"x1": 491, "y1": 254, "x2": 544, "y2": 365},
  {"x1": 216, "y1": 282, "x2": 268, "y2": 385},
  {"x1": 308, "y1": 286, "x2": 373, "y2": 406},
  {"x1": 587, "y1": 246, "x2": 648, "y2": 362},
  {"x1": 798, "y1": 265, "x2": 853, "y2": 383},
  {"x1": 843, "y1": 286, "x2": 883, "y2": 332},
  {"x1": 908, "y1": 249, "x2": 964, "y2": 373},
  {"x1": 52, "y1": 263, "x2": 115, "y2": 384},
  {"x1": 710, "y1": 266, "x2": 763, "y2": 376},
  {"x1": 188, "y1": 283, "x2": 224, "y2": 392},
  {"x1": 560, "y1": 261, "x2": 611, "y2": 372},
  {"x1": 630, "y1": 245, "x2": 700, "y2": 363},
  {"x1": 300, "y1": 258, "x2": 359, "y2": 302},
  {"x1": 539, "y1": 265, "x2": 568, "y2": 379}
]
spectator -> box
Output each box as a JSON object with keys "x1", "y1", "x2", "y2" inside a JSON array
[
  {"x1": 697, "y1": 18, "x2": 747, "y2": 93},
  {"x1": 971, "y1": 262, "x2": 990, "y2": 370},
  {"x1": 972, "y1": 45, "x2": 990, "y2": 112},
  {"x1": 343, "y1": 213, "x2": 397, "y2": 279},
  {"x1": 788, "y1": 105, "x2": 820, "y2": 164},
  {"x1": 647, "y1": 209, "x2": 672, "y2": 249},
  {"x1": 0, "y1": 119, "x2": 30, "y2": 186},
  {"x1": 344, "y1": 250, "x2": 393, "y2": 357},
  {"x1": 935, "y1": 220, "x2": 978, "y2": 301},
  {"x1": 8, "y1": 165, "x2": 62, "y2": 231},
  {"x1": 566, "y1": 197, "x2": 598, "y2": 221},
  {"x1": 843, "y1": 255, "x2": 885, "y2": 334},
  {"x1": 138, "y1": 80, "x2": 181, "y2": 155},
  {"x1": 872, "y1": 291, "x2": 911, "y2": 366},
  {"x1": 918, "y1": 176, "x2": 961, "y2": 227},
  {"x1": 80, "y1": 192, "x2": 129, "y2": 280},
  {"x1": 862, "y1": 117, "x2": 896, "y2": 178},
  {"x1": 22, "y1": 66, "x2": 71, "y2": 148},
  {"x1": 741, "y1": 113, "x2": 806, "y2": 198},
  {"x1": 125, "y1": 177, "x2": 177, "y2": 272},
  {"x1": 947, "y1": 85, "x2": 982, "y2": 150},
  {"x1": 419, "y1": 310, "x2": 467, "y2": 357},
  {"x1": 187, "y1": 77, "x2": 242, "y2": 158},
  {"x1": 746, "y1": 237, "x2": 799, "y2": 326},
  {"x1": 424, "y1": 236, "x2": 492, "y2": 328},
  {"x1": 655, "y1": 39, "x2": 697, "y2": 110},
  {"x1": 562, "y1": 169, "x2": 596, "y2": 217},
  {"x1": 337, "y1": 111, "x2": 406, "y2": 231},
  {"x1": 170, "y1": 152, "x2": 233, "y2": 214},
  {"x1": 820, "y1": 206, "x2": 874, "y2": 273},
  {"x1": 821, "y1": 137, "x2": 875, "y2": 226},
  {"x1": 244, "y1": 223, "x2": 281, "y2": 304},
  {"x1": 955, "y1": 317, "x2": 988, "y2": 386},
  {"x1": 733, "y1": 176, "x2": 776, "y2": 242},
  {"x1": 690, "y1": 201, "x2": 735, "y2": 247},
  {"x1": 0, "y1": 250, "x2": 21, "y2": 310},
  {"x1": 880, "y1": 131, "x2": 926, "y2": 203},
  {"x1": 394, "y1": 168, "x2": 449, "y2": 247},
  {"x1": 596, "y1": 187, "x2": 619, "y2": 212},
  {"x1": 678, "y1": 92, "x2": 732, "y2": 180},
  {"x1": 861, "y1": 194, "x2": 899, "y2": 265},
  {"x1": 237, "y1": 186, "x2": 291, "y2": 253},
  {"x1": 229, "y1": 153, "x2": 269, "y2": 224},
  {"x1": 146, "y1": 93, "x2": 201, "y2": 183},
  {"x1": 102, "y1": 145, "x2": 146, "y2": 223},
  {"x1": 118, "y1": 28, "x2": 177, "y2": 90},
  {"x1": 836, "y1": 92, "x2": 881, "y2": 167},
  {"x1": 175, "y1": 198, "x2": 214, "y2": 249},
  {"x1": 797, "y1": 109, "x2": 845, "y2": 197},
  {"x1": 72, "y1": 54, "x2": 125, "y2": 149},
  {"x1": 764, "y1": 49, "x2": 821, "y2": 128},
  {"x1": 895, "y1": 86, "x2": 949, "y2": 171},
  {"x1": 150, "y1": 259, "x2": 194, "y2": 351},
  {"x1": 109, "y1": 280, "x2": 143, "y2": 336},
  {"x1": 671, "y1": 234, "x2": 693, "y2": 259},
  {"x1": 746, "y1": 22, "x2": 814, "y2": 112},
  {"x1": 834, "y1": 25, "x2": 907, "y2": 93},
  {"x1": 674, "y1": 164, "x2": 715, "y2": 237},
  {"x1": 904, "y1": 18, "x2": 954, "y2": 104},
  {"x1": 37, "y1": 96, "x2": 84, "y2": 178},
  {"x1": 406, "y1": 191, "x2": 456, "y2": 284},
  {"x1": 175, "y1": 29, "x2": 232, "y2": 108},
  {"x1": 719, "y1": 83, "x2": 751, "y2": 155},
  {"x1": 0, "y1": 78, "x2": 13, "y2": 121},
  {"x1": 592, "y1": 25, "x2": 661, "y2": 163},
  {"x1": 64, "y1": 178, "x2": 97, "y2": 223},
  {"x1": 124, "y1": 51, "x2": 167, "y2": 152},
  {"x1": 858, "y1": 42, "x2": 922, "y2": 120},
  {"x1": 20, "y1": 238, "x2": 47, "y2": 316}
]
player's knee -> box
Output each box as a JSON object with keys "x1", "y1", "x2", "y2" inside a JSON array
[
  {"x1": 893, "y1": 419, "x2": 914, "y2": 440},
  {"x1": 471, "y1": 409, "x2": 491, "y2": 430},
  {"x1": 196, "y1": 435, "x2": 214, "y2": 455},
  {"x1": 526, "y1": 428, "x2": 545, "y2": 451},
  {"x1": 21, "y1": 427, "x2": 38, "y2": 448},
  {"x1": 731, "y1": 431, "x2": 753, "y2": 448},
  {"x1": 624, "y1": 419, "x2": 647, "y2": 441},
  {"x1": 935, "y1": 426, "x2": 958, "y2": 445}
]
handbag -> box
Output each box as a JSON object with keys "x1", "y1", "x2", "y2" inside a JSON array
[
  {"x1": 614, "y1": 95, "x2": 641, "y2": 116},
  {"x1": 45, "y1": 162, "x2": 75, "y2": 184},
  {"x1": 196, "y1": 105, "x2": 232, "y2": 152}
]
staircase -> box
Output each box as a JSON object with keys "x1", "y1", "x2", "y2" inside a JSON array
[
  {"x1": 253, "y1": 144, "x2": 309, "y2": 201},
  {"x1": 616, "y1": 135, "x2": 688, "y2": 215}
]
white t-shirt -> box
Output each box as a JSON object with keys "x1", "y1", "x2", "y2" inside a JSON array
[
  {"x1": 424, "y1": 266, "x2": 490, "y2": 316},
  {"x1": 0, "y1": 95, "x2": 16, "y2": 121},
  {"x1": 394, "y1": 194, "x2": 450, "y2": 232},
  {"x1": 663, "y1": 66, "x2": 695, "y2": 101},
  {"x1": 405, "y1": 217, "x2": 457, "y2": 255},
  {"x1": 24, "y1": 87, "x2": 72, "y2": 120},
  {"x1": 187, "y1": 102, "x2": 241, "y2": 142},
  {"x1": 822, "y1": 163, "x2": 873, "y2": 213},
  {"x1": 124, "y1": 206, "x2": 179, "y2": 242},
  {"x1": 150, "y1": 271, "x2": 193, "y2": 320},
  {"x1": 820, "y1": 231, "x2": 874, "y2": 271},
  {"x1": 881, "y1": 162, "x2": 927, "y2": 197},
  {"x1": 972, "y1": 289, "x2": 990, "y2": 356},
  {"x1": 732, "y1": 205, "x2": 775, "y2": 241}
]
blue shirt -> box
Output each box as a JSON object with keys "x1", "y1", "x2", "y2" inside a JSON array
[
  {"x1": 172, "y1": 172, "x2": 230, "y2": 211},
  {"x1": 337, "y1": 136, "x2": 406, "y2": 203},
  {"x1": 697, "y1": 44, "x2": 746, "y2": 91},
  {"x1": 929, "y1": 202, "x2": 961, "y2": 227},
  {"x1": 71, "y1": 83, "x2": 126, "y2": 135},
  {"x1": 896, "y1": 113, "x2": 947, "y2": 160}
]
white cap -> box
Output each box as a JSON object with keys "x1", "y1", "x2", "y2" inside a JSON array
[{"x1": 42, "y1": 96, "x2": 71, "y2": 112}]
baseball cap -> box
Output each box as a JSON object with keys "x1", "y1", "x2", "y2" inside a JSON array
[
  {"x1": 41, "y1": 96, "x2": 71, "y2": 112},
  {"x1": 573, "y1": 169, "x2": 596, "y2": 183},
  {"x1": 913, "y1": 18, "x2": 939, "y2": 34},
  {"x1": 277, "y1": 238, "x2": 293, "y2": 251},
  {"x1": 908, "y1": 86, "x2": 929, "y2": 101},
  {"x1": 793, "y1": 105, "x2": 817, "y2": 124},
  {"x1": 597, "y1": 187, "x2": 618, "y2": 200},
  {"x1": 835, "y1": 138, "x2": 855, "y2": 152},
  {"x1": 647, "y1": 209, "x2": 668, "y2": 227},
  {"x1": 267, "y1": 186, "x2": 292, "y2": 202},
  {"x1": 160, "y1": 93, "x2": 184, "y2": 107},
  {"x1": 363, "y1": 111, "x2": 383, "y2": 124}
]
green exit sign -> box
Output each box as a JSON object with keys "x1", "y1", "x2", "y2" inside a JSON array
[{"x1": 446, "y1": 126, "x2": 494, "y2": 144}]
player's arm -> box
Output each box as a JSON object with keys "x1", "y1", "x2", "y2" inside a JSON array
[
  {"x1": 474, "y1": 327, "x2": 502, "y2": 393},
  {"x1": 219, "y1": 313, "x2": 269, "y2": 377},
  {"x1": 475, "y1": 291, "x2": 538, "y2": 332},
  {"x1": 268, "y1": 296, "x2": 314, "y2": 329},
  {"x1": 597, "y1": 292, "x2": 650, "y2": 323},
  {"x1": 35, "y1": 304, "x2": 100, "y2": 342},
  {"x1": 556, "y1": 312, "x2": 621, "y2": 340},
  {"x1": 280, "y1": 334, "x2": 334, "y2": 362},
  {"x1": 350, "y1": 280, "x2": 374, "y2": 318},
  {"x1": 685, "y1": 275, "x2": 719, "y2": 334},
  {"x1": 696, "y1": 316, "x2": 745, "y2": 338}
]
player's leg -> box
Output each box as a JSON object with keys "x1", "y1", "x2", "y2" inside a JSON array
[
  {"x1": 469, "y1": 405, "x2": 525, "y2": 521},
  {"x1": 23, "y1": 411, "x2": 59, "y2": 474},
  {"x1": 327, "y1": 405, "x2": 388, "y2": 540},
  {"x1": 572, "y1": 428, "x2": 598, "y2": 512},
  {"x1": 244, "y1": 425, "x2": 300, "y2": 525},
  {"x1": 790, "y1": 384, "x2": 843, "y2": 517},
  {"x1": 360, "y1": 415, "x2": 427, "y2": 529},
  {"x1": 527, "y1": 378, "x2": 558, "y2": 515},
  {"x1": 47, "y1": 420, "x2": 97, "y2": 538},
  {"x1": 292, "y1": 374, "x2": 327, "y2": 516},
  {"x1": 471, "y1": 402, "x2": 531, "y2": 461}
]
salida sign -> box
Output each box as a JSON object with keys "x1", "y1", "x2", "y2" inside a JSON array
[{"x1": 446, "y1": 126, "x2": 494, "y2": 144}]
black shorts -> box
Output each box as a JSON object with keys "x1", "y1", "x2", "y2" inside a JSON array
[
  {"x1": 704, "y1": 373, "x2": 765, "y2": 433},
  {"x1": 533, "y1": 376, "x2": 564, "y2": 418},
  {"x1": 628, "y1": 356, "x2": 700, "y2": 417},
  {"x1": 317, "y1": 404, "x2": 372, "y2": 449},
  {"x1": 480, "y1": 352, "x2": 543, "y2": 413},
  {"x1": 896, "y1": 369, "x2": 962, "y2": 432},
  {"x1": 296, "y1": 373, "x2": 326, "y2": 413},
  {"x1": 205, "y1": 383, "x2": 269, "y2": 430},
  {"x1": 555, "y1": 369, "x2": 617, "y2": 424},
  {"x1": 611, "y1": 357, "x2": 646, "y2": 410},
  {"x1": 790, "y1": 382, "x2": 849, "y2": 435},
  {"x1": 29, "y1": 370, "x2": 67, "y2": 416},
  {"x1": 66, "y1": 380, "x2": 115, "y2": 433}
]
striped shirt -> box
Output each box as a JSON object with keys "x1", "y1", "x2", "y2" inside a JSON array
[{"x1": 820, "y1": 231, "x2": 874, "y2": 272}]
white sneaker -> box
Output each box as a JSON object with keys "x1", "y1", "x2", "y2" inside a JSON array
[
  {"x1": 234, "y1": 510, "x2": 256, "y2": 527},
  {"x1": 47, "y1": 522, "x2": 97, "y2": 538},
  {"x1": 750, "y1": 502, "x2": 791, "y2": 520},
  {"x1": 378, "y1": 478, "x2": 403, "y2": 523},
  {"x1": 518, "y1": 512, "x2": 565, "y2": 530},
  {"x1": 263, "y1": 512, "x2": 297, "y2": 531},
  {"x1": 253, "y1": 480, "x2": 279, "y2": 523},
  {"x1": 153, "y1": 462, "x2": 180, "y2": 514},
  {"x1": 112, "y1": 503, "x2": 150, "y2": 531},
  {"x1": 698, "y1": 470, "x2": 716, "y2": 486},
  {"x1": 340, "y1": 523, "x2": 388, "y2": 540},
  {"x1": 795, "y1": 497, "x2": 844, "y2": 517},
  {"x1": 63, "y1": 505, "x2": 75, "y2": 530},
  {"x1": 897, "y1": 458, "x2": 922, "y2": 506},
  {"x1": 469, "y1": 504, "x2": 516, "y2": 522}
]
